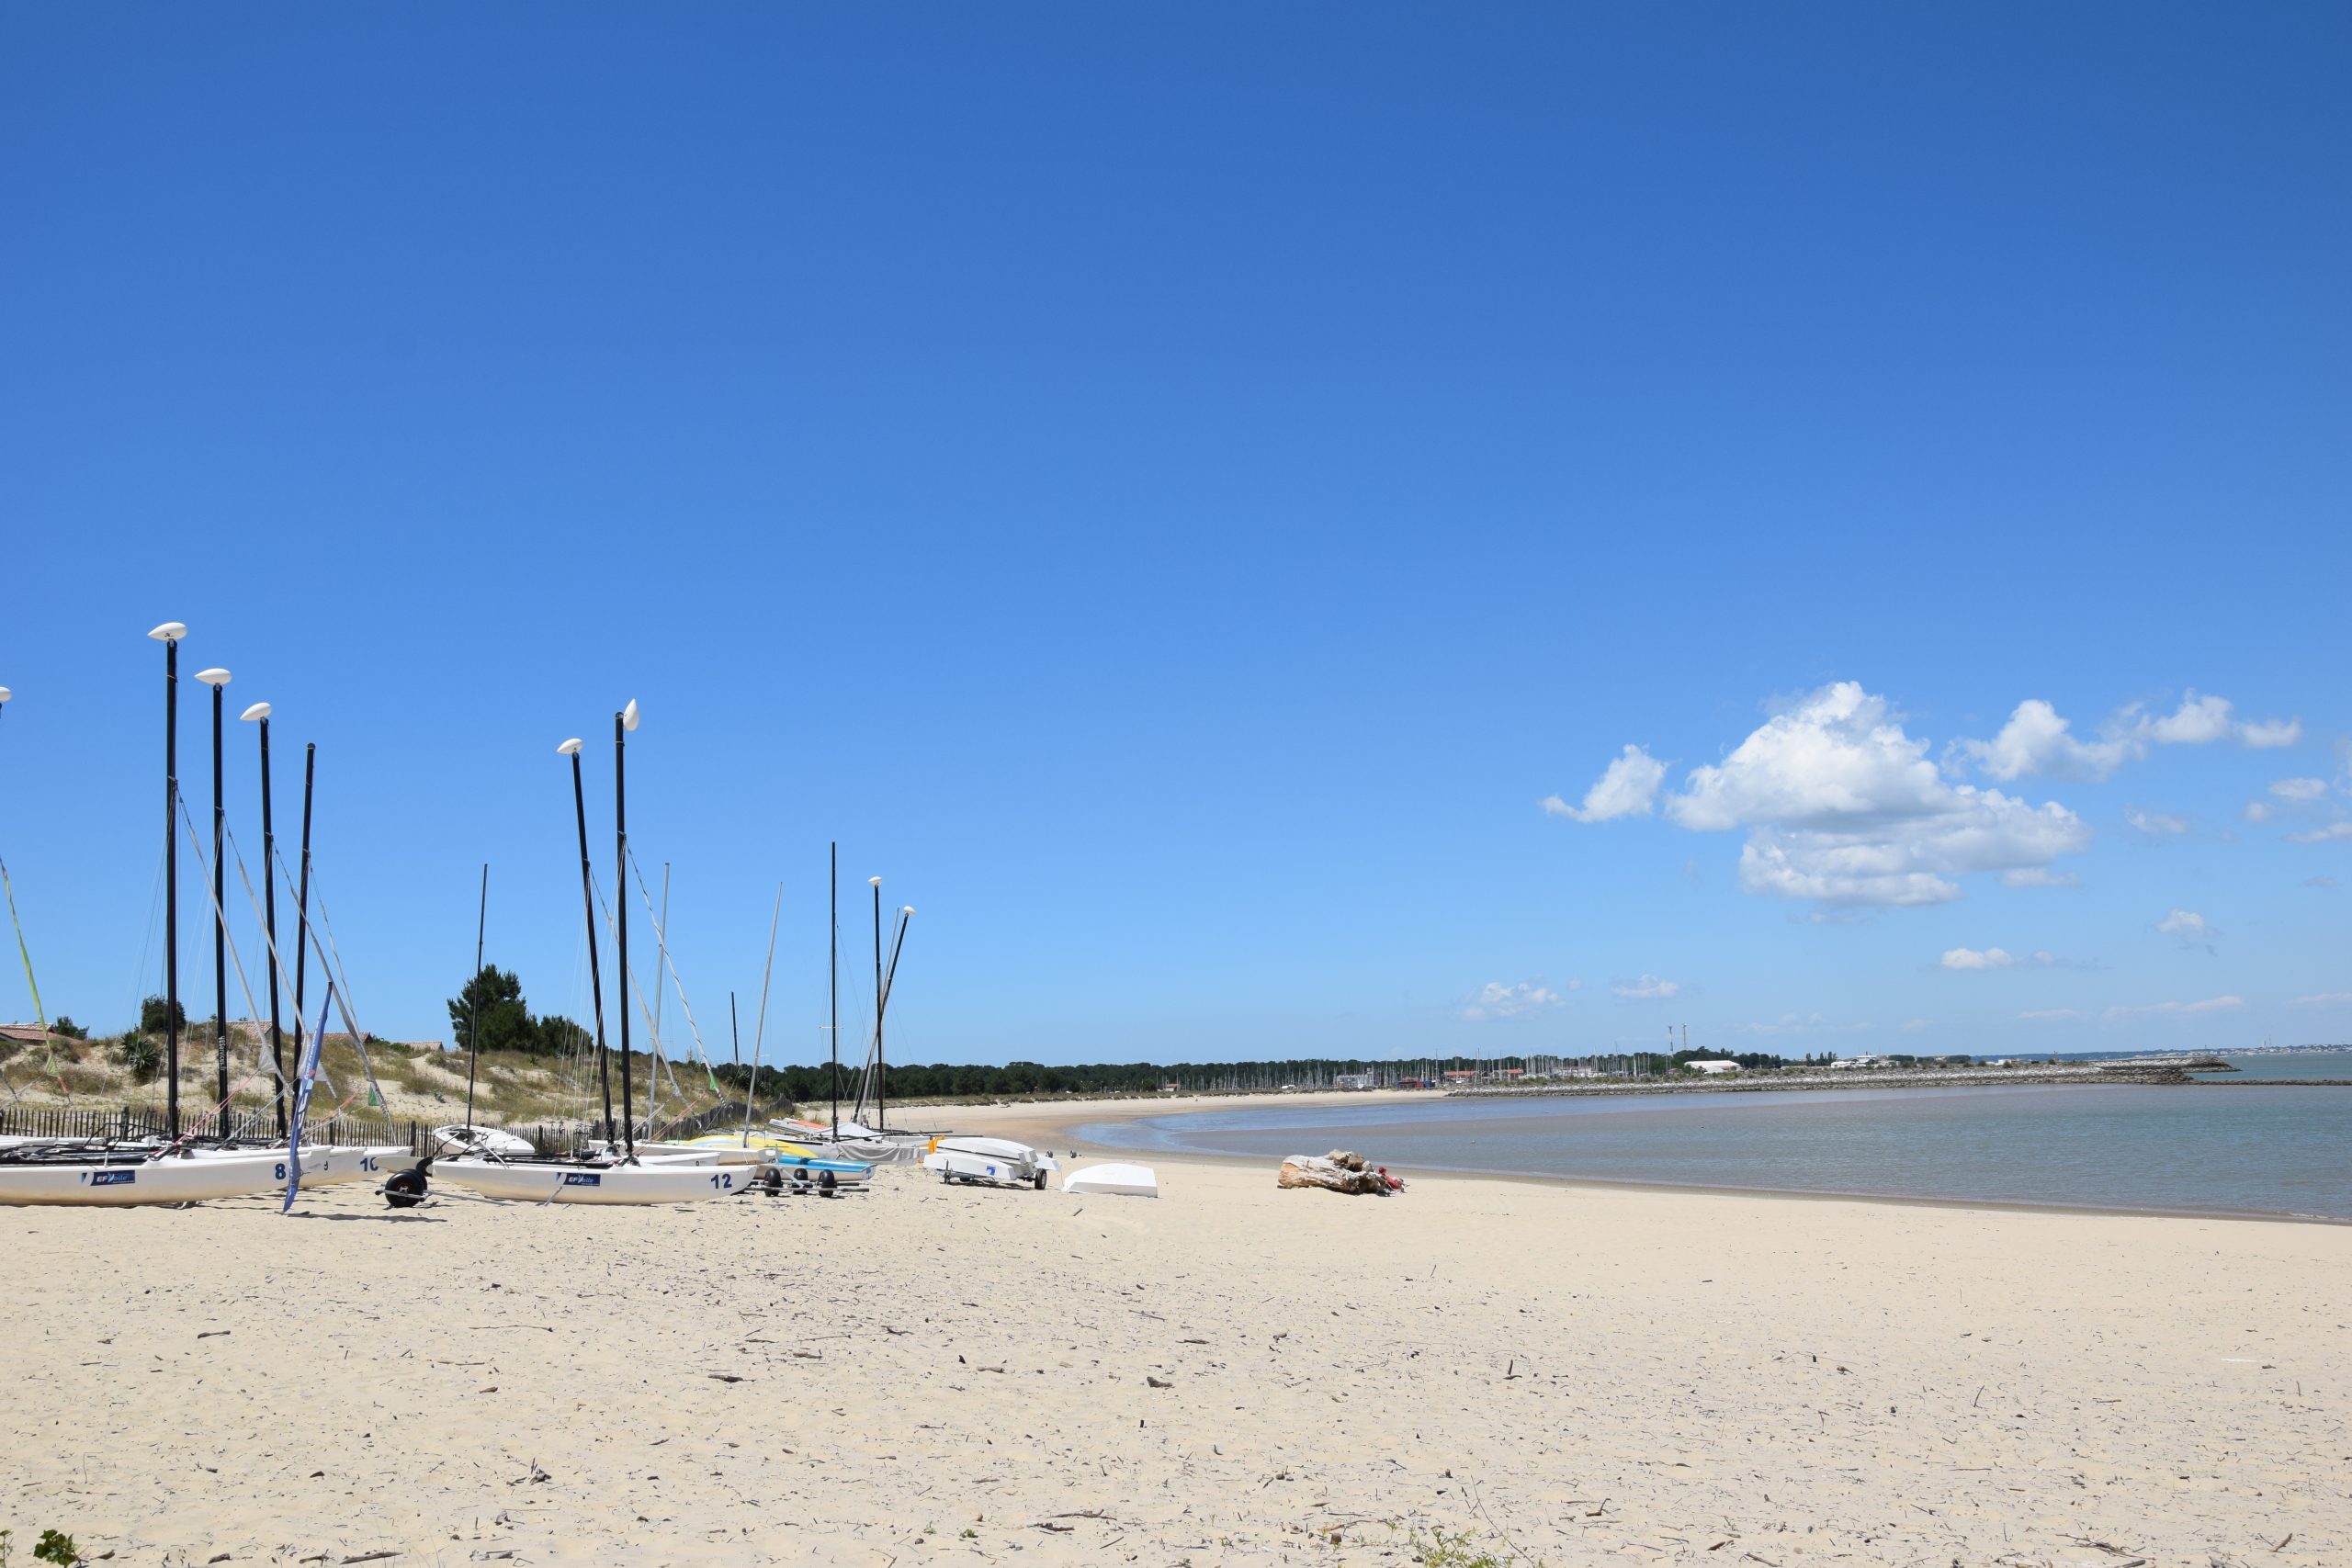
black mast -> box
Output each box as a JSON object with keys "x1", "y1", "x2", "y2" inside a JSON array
[
  {"x1": 828, "y1": 842, "x2": 838, "y2": 1139},
  {"x1": 289, "y1": 744, "x2": 314, "y2": 1117},
  {"x1": 563, "y1": 740, "x2": 615, "y2": 1145},
  {"x1": 463, "y1": 863, "x2": 487, "y2": 1132},
  {"x1": 203, "y1": 668, "x2": 230, "y2": 1124},
  {"x1": 871, "y1": 874, "x2": 883, "y2": 1132},
  {"x1": 249, "y1": 703, "x2": 286, "y2": 1136},
  {"x1": 877, "y1": 906, "x2": 911, "y2": 1131},
  {"x1": 614, "y1": 705, "x2": 634, "y2": 1156},
  {"x1": 153, "y1": 624, "x2": 184, "y2": 1141}
]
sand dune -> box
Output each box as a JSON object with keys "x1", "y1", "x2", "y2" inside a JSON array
[{"x1": 2, "y1": 1115, "x2": 2343, "y2": 1566}]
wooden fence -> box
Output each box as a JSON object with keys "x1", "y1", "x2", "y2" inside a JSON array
[{"x1": 0, "y1": 1103, "x2": 424, "y2": 1153}]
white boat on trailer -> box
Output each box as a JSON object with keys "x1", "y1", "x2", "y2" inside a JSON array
[{"x1": 923, "y1": 1136, "x2": 1059, "y2": 1190}]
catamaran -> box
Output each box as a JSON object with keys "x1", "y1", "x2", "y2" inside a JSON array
[
  {"x1": 0, "y1": 626, "x2": 293, "y2": 1207},
  {"x1": 431, "y1": 702, "x2": 741, "y2": 1206}
]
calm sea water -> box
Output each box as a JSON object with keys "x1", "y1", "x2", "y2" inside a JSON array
[{"x1": 1075, "y1": 1054, "x2": 2352, "y2": 1221}]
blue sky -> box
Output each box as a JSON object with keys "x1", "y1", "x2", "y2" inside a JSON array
[{"x1": 2, "y1": 5, "x2": 2346, "y2": 1070}]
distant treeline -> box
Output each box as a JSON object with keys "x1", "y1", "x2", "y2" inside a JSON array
[
  {"x1": 439, "y1": 967, "x2": 1831, "y2": 1101},
  {"x1": 697, "y1": 1048, "x2": 1804, "y2": 1101}
]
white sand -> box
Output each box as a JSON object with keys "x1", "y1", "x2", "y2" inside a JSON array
[{"x1": 2, "y1": 1100, "x2": 2344, "y2": 1565}]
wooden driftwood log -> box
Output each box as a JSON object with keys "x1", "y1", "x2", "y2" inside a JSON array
[{"x1": 1276, "y1": 1150, "x2": 1393, "y2": 1194}]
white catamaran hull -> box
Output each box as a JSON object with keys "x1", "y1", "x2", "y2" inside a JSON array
[
  {"x1": 0, "y1": 1150, "x2": 292, "y2": 1207},
  {"x1": 434, "y1": 1157, "x2": 745, "y2": 1204},
  {"x1": 187, "y1": 1144, "x2": 417, "y2": 1187}
]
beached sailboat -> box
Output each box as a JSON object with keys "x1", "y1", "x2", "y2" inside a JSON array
[
  {"x1": 0, "y1": 626, "x2": 291, "y2": 1207},
  {"x1": 431, "y1": 704, "x2": 738, "y2": 1207},
  {"x1": 786, "y1": 874, "x2": 935, "y2": 1164},
  {"x1": 2, "y1": 1145, "x2": 297, "y2": 1206}
]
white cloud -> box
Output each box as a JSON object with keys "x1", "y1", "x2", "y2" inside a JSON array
[
  {"x1": 2288, "y1": 822, "x2": 2352, "y2": 845},
  {"x1": 2018, "y1": 1008, "x2": 2083, "y2": 1021},
  {"x1": 2290, "y1": 991, "x2": 2352, "y2": 1007},
  {"x1": 1611, "y1": 974, "x2": 1680, "y2": 1001},
  {"x1": 1652, "y1": 683, "x2": 2092, "y2": 907},
  {"x1": 2143, "y1": 692, "x2": 2301, "y2": 749},
  {"x1": 2142, "y1": 693, "x2": 2233, "y2": 745},
  {"x1": 2307, "y1": 875, "x2": 2340, "y2": 889},
  {"x1": 1543, "y1": 745, "x2": 1667, "y2": 823},
  {"x1": 2103, "y1": 995, "x2": 2245, "y2": 1021},
  {"x1": 1740, "y1": 1011, "x2": 1873, "y2": 1035},
  {"x1": 2156, "y1": 908, "x2": 2214, "y2": 949},
  {"x1": 2245, "y1": 800, "x2": 2274, "y2": 824},
  {"x1": 2236, "y1": 717, "x2": 2304, "y2": 749},
  {"x1": 1939, "y1": 945, "x2": 2059, "y2": 971},
  {"x1": 1462, "y1": 981, "x2": 1565, "y2": 1021},
  {"x1": 2270, "y1": 778, "x2": 2328, "y2": 803},
  {"x1": 1900, "y1": 1018, "x2": 1930, "y2": 1032},
  {"x1": 1955, "y1": 699, "x2": 2139, "y2": 782},
  {"x1": 1953, "y1": 691, "x2": 2301, "y2": 782},
  {"x1": 1560, "y1": 681, "x2": 2301, "y2": 909}
]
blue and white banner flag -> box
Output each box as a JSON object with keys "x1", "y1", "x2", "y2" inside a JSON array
[{"x1": 282, "y1": 983, "x2": 334, "y2": 1213}]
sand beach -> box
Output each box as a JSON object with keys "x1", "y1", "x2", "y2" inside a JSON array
[{"x1": 2, "y1": 1095, "x2": 2345, "y2": 1567}]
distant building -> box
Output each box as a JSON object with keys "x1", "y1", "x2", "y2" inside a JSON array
[
  {"x1": 1442, "y1": 1069, "x2": 1478, "y2": 1083},
  {"x1": 1333, "y1": 1073, "x2": 1376, "y2": 1091},
  {"x1": 1687, "y1": 1059, "x2": 1739, "y2": 1075}
]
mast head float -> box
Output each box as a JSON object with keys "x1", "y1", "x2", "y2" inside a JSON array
[{"x1": 148, "y1": 622, "x2": 187, "y2": 642}]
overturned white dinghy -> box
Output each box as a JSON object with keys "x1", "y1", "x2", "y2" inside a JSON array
[
  {"x1": 1060, "y1": 1161, "x2": 1159, "y2": 1199},
  {"x1": 434, "y1": 1157, "x2": 746, "y2": 1204},
  {"x1": 0, "y1": 1148, "x2": 290, "y2": 1207}
]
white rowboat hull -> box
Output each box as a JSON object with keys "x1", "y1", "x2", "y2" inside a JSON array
[{"x1": 1062, "y1": 1162, "x2": 1159, "y2": 1198}]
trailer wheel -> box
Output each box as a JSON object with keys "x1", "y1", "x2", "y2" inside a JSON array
[
  {"x1": 1033, "y1": 1171, "x2": 1047, "y2": 1190},
  {"x1": 383, "y1": 1168, "x2": 429, "y2": 1209}
]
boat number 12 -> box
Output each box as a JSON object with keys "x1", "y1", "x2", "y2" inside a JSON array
[{"x1": 708, "y1": 1173, "x2": 734, "y2": 1190}]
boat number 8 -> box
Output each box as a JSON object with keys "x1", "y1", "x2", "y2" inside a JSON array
[{"x1": 275, "y1": 1163, "x2": 288, "y2": 1180}]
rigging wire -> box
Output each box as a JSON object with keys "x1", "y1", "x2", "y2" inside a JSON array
[
  {"x1": 617, "y1": 848, "x2": 724, "y2": 1094},
  {"x1": 263, "y1": 837, "x2": 391, "y2": 1118}
]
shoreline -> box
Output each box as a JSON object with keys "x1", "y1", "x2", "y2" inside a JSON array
[{"x1": 943, "y1": 1087, "x2": 2352, "y2": 1227}]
